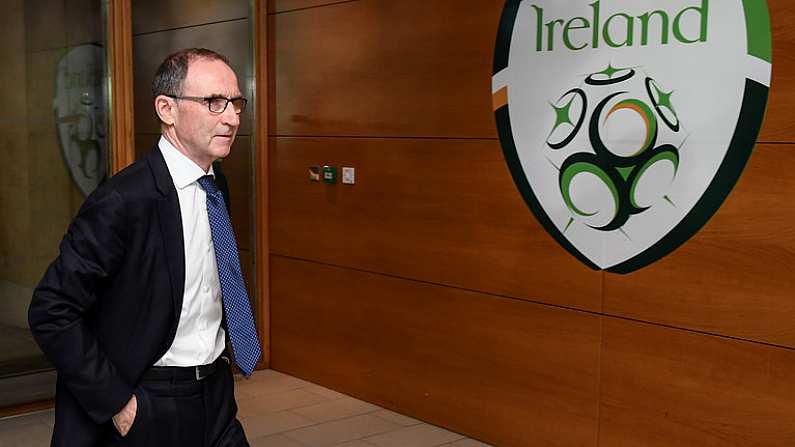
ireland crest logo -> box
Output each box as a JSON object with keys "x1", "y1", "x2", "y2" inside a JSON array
[
  {"x1": 55, "y1": 44, "x2": 107, "y2": 197},
  {"x1": 492, "y1": 0, "x2": 771, "y2": 273}
]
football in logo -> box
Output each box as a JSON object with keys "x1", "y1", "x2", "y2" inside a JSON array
[
  {"x1": 55, "y1": 44, "x2": 107, "y2": 197},
  {"x1": 551, "y1": 66, "x2": 682, "y2": 233},
  {"x1": 492, "y1": 0, "x2": 771, "y2": 273}
]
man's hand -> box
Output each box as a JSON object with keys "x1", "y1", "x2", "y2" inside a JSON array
[{"x1": 112, "y1": 394, "x2": 138, "y2": 437}]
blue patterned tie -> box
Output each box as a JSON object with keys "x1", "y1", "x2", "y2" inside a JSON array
[{"x1": 197, "y1": 175, "x2": 261, "y2": 376}]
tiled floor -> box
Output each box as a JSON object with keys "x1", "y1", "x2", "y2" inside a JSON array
[{"x1": 0, "y1": 369, "x2": 493, "y2": 447}]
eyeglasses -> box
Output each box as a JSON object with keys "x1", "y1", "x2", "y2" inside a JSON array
[{"x1": 167, "y1": 95, "x2": 248, "y2": 114}]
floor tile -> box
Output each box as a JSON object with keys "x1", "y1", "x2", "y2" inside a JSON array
[
  {"x1": 250, "y1": 432, "x2": 312, "y2": 447},
  {"x1": 303, "y1": 384, "x2": 349, "y2": 400},
  {"x1": 238, "y1": 369, "x2": 309, "y2": 384},
  {"x1": 284, "y1": 414, "x2": 401, "y2": 446},
  {"x1": 0, "y1": 420, "x2": 52, "y2": 447},
  {"x1": 371, "y1": 409, "x2": 423, "y2": 427},
  {"x1": 332, "y1": 441, "x2": 379, "y2": 447},
  {"x1": 364, "y1": 423, "x2": 464, "y2": 447},
  {"x1": 36, "y1": 410, "x2": 55, "y2": 429},
  {"x1": 0, "y1": 370, "x2": 485, "y2": 447},
  {"x1": 237, "y1": 388, "x2": 329, "y2": 418},
  {"x1": 241, "y1": 410, "x2": 316, "y2": 439},
  {"x1": 289, "y1": 397, "x2": 379, "y2": 423},
  {"x1": 235, "y1": 370, "x2": 312, "y2": 399},
  {"x1": 0, "y1": 412, "x2": 46, "y2": 433},
  {"x1": 447, "y1": 439, "x2": 494, "y2": 447}
]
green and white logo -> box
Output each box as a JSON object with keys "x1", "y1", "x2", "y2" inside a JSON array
[{"x1": 492, "y1": 0, "x2": 771, "y2": 273}]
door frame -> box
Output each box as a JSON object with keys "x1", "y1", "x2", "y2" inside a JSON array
[
  {"x1": 253, "y1": 0, "x2": 271, "y2": 370},
  {"x1": 107, "y1": 0, "x2": 135, "y2": 173}
]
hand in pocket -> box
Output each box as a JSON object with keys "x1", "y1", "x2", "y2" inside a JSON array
[{"x1": 112, "y1": 393, "x2": 138, "y2": 437}]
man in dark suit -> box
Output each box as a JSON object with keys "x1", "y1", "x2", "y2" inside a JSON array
[{"x1": 29, "y1": 48, "x2": 260, "y2": 446}]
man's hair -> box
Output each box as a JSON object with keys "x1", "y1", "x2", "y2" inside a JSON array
[{"x1": 152, "y1": 48, "x2": 231, "y2": 98}]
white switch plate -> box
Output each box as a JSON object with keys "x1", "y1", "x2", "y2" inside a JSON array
[{"x1": 342, "y1": 167, "x2": 355, "y2": 185}]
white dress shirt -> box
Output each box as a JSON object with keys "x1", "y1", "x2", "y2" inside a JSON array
[{"x1": 154, "y1": 136, "x2": 227, "y2": 367}]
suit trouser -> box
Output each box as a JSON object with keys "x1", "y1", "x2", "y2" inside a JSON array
[{"x1": 105, "y1": 359, "x2": 250, "y2": 447}]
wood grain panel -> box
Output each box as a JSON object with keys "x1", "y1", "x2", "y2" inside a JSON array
[
  {"x1": 254, "y1": 0, "x2": 271, "y2": 369},
  {"x1": 600, "y1": 318, "x2": 795, "y2": 446},
  {"x1": 108, "y1": 0, "x2": 136, "y2": 173},
  {"x1": 269, "y1": 0, "x2": 354, "y2": 14},
  {"x1": 134, "y1": 133, "x2": 157, "y2": 161},
  {"x1": 270, "y1": 0, "x2": 795, "y2": 142},
  {"x1": 269, "y1": 0, "x2": 500, "y2": 138},
  {"x1": 132, "y1": 0, "x2": 248, "y2": 35},
  {"x1": 604, "y1": 144, "x2": 795, "y2": 346},
  {"x1": 270, "y1": 137, "x2": 603, "y2": 312},
  {"x1": 219, "y1": 136, "x2": 252, "y2": 251},
  {"x1": 239, "y1": 249, "x2": 252, "y2": 299},
  {"x1": 761, "y1": 0, "x2": 795, "y2": 142},
  {"x1": 270, "y1": 256, "x2": 601, "y2": 447}
]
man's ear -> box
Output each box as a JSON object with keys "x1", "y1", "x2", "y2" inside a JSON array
[{"x1": 154, "y1": 95, "x2": 176, "y2": 125}]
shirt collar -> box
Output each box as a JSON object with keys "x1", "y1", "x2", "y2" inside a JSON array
[{"x1": 158, "y1": 136, "x2": 215, "y2": 190}]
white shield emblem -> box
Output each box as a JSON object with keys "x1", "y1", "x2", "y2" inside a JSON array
[
  {"x1": 55, "y1": 44, "x2": 107, "y2": 197},
  {"x1": 492, "y1": 0, "x2": 771, "y2": 273}
]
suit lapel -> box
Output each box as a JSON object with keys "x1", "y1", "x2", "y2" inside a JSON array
[{"x1": 146, "y1": 147, "x2": 185, "y2": 328}]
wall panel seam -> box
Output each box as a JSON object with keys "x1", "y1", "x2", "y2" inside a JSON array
[
  {"x1": 756, "y1": 141, "x2": 795, "y2": 145},
  {"x1": 266, "y1": 136, "x2": 795, "y2": 144},
  {"x1": 137, "y1": 132, "x2": 253, "y2": 137},
  {"x1": 269, "y1": 135, "x2": 499, "y2": 141},
  {"x1": 133, "y1": 17, "x2": 248, "y2": 37},
  {"x1": 271, "y1": 253, "x2": 795, "y2": 352},
  {"x1": 269, "y1": 0, "x2": 361, "y2": 16}
]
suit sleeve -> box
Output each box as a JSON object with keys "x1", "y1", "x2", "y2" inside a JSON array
[{"x1": 28, "y1": 187, "x2": 134, "y2": 424}]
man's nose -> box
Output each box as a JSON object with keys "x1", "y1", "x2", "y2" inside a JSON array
[{"x1": 221, "y1": 104, "x2": 240, "y2": 127}]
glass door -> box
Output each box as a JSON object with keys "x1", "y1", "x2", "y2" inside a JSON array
[{"x1": 0, "y1": 0, "x2": 110, "y2": 408}]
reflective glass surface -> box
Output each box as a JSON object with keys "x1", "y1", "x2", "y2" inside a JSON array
[{"x1": 0, "y1": 0, "x2": 106, "y2": 407}]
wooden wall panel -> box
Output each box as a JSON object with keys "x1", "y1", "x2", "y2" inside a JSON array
[
  {"x1": 219, "y1": 136, "x2": 252, "y2": 252},
  {"x1": 269, "y1": 0, "x2": 352, "y2": 14},
  {"x1": 270, "y1": 137, "x2": 603, "y2": 312},
  {"x1": 600, "y1": 318, "x2": 795, "y2": 447},
  {"x1": 239, "y1": 249, "x2": 253, "y2": 299},
  {"x1": 604, "y1": 144, "x2": 795, "y2": 347},
  {"x1": 134, "y1": 133, "x2": 156, "y2": 160},
  {"x1": 132, "y1": 0, "x2": 248, "y2": 35},
  {"x1": 760, "y1": 0, "x2": 795, "y2": 142},
  {"x1": 108, "y1": 0, "x2": 136, "y2": 173},
  {"x1": 269, "y1": 0, "x2": 501, "y2": 138},
  {"x1": 271, "y1": 0, "x2": 795, "y2": 142},
  {"x1": 267, "y1": 1, "x2": 795, "y2": 445},
  {"x1": 270, "y1": 256, "x2": 601, "y2": 447}
]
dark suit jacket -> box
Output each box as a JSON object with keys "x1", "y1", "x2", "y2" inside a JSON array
[{"x1": 29, "y1": 146, "x2": 231, "y2": 446}]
